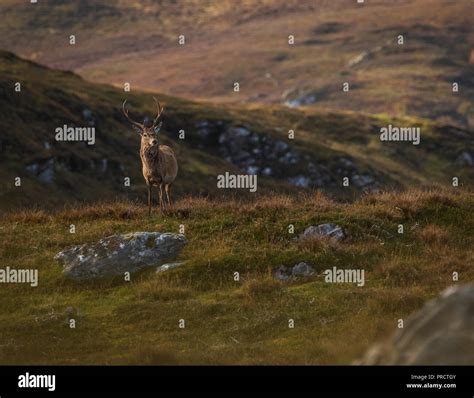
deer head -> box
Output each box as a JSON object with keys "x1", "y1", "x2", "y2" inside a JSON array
[{"x1": 122, "y1": 97, "x2": 164, "y2": 147}]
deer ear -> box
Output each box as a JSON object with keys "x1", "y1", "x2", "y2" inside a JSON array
[
  {"x1": 133, "y1": 126, "x2": 142, "y2": 135},
  {"x1": 154, "y1": 122, "x2": 163, "y2": 134}
]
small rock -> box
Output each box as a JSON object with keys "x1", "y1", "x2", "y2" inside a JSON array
[
  {"x1": 288, "y1": 175, "x2": 311, "y2": 188},
  {"x1": 64, "y1": 306, "x2": 79, "y2": 318},
  {"x1": 274, "y1": 141, "x2": 289, "y2": 153},
  {"x1": 82, "y1": 108, "x2": 96, "y2": 127},
  {"x1": 348, "y1": 51, "x2": 368, "y2": 68},
  {"x1": 246, "y1": 166, "x2": 259, "y2": 175},
  {"x1": 457, "y1": 151, "x2": 473, "y2": 166},
  {"x1": 156, "y1": 262, "x2": 185, "y2": 273},
  {"x1": 284, "y1": 93, "x2": 317, "y2": 107},
  {"x1": 274, "y1": 262, "x2": 316, "y2": 281},
  {"x1": 338, "y1": 157, "x2": 354, "y2": 168},
  {"x1": 26, "y1": 163, "x2": 39, "y2": 174},
  {"x1": 299, "y1": 224, "x2": 345, "y2": 242},
  {"x1": 262, "y1": 167, "x2": 273, "y2": 176},
  {"x1": 273, "y1": 265, "x2": 292, "y2": 281},
  {"x1": 229, "y1": 126, "x2": 251, "y2": 137},
  {"x1": 279, "y1": 151, "x2": 300, "y2": 165},
  {"x1": 352, "y1": 174, "x2": 375, "y2": 188}
]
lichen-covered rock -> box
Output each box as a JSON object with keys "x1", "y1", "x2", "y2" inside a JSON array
[
  {"x1": 274, "y1": 262, "x2": 316, "y2": 281},
  {"x1": 358, "y1": 285, "x2": 474, "y2": 365},
  {"x1": 298, "y1": 224, "x2": 345, "y2": 242},
  {"x1": 54, "y1": 232, "x2": 187, "y2": 280},
  {"x1": 273, "y1": 266, "x2": 292, "y2": 281}
]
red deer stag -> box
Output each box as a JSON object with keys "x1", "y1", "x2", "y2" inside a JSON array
[{"x1": 122, "y1": 98, "x2": 178, "y2": 215}]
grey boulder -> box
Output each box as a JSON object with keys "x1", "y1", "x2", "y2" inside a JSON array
[
  {"x1": 55, "y1": 232, "x2": 187, "y2": 281},
  {"x1": 359, "y1": 285, "x2": 474, "y2": 365}
]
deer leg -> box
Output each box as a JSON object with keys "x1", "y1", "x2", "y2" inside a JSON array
[
  {"x1": 158, "y1": 183, "x2": 164, "y2": 214},
  {"x1": 147, "y1": 183, "x2": 152, "y2": 216},
  {"x1": 165, "y1": 184, "x2": 172, "y2": 210},
  {"x1": 169, "y1": 184, "x2": 174, "y2": 209},
  {"x1": 155, "y1": 186, "x2": 161, "y2": 213}
]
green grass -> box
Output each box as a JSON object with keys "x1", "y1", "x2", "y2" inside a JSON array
[{"x1": 0, "y1": 189, "x2": 472, "y2": 364}]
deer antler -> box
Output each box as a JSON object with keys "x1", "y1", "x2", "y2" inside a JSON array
[
  {"x1": 152, "y1": 97, "x2": 164, "y2": 127},
  {"x1": 122, "y1": 100, "x2": 145, "y2": 129}
]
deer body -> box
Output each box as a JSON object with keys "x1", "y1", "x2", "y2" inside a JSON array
[
  {"x1": 140, "y1": 143, "x2": 178, "y2": 185},
  {"x1": 123, "y1": 98, "x2": 178, "y2": 214}
]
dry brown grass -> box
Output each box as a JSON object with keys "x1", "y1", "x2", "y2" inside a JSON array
[
  {"x1": 374, "y1": 259, "x2": 425, "y2": 287},
  {"x1": 296, "y1": 235, "x2": 340, "y2": 252},
  {"x1": 237, "y1": 274, "x2": 284, "y2": 300},
  {"x1": 416, "y1": 224, "x2": 450, "y2": 244},
  {"x1": 127, "y1": 346, "x2": 180, "y2": 365},
  {"x1": 134, "y1": 279, "x2": 194, "y2": 302},
  {"x1": 360, "y1": 189, "x2": 461, "y2": 215}
]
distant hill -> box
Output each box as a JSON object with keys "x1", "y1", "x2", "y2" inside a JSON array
[
  {"x1": 0, "y1": 0, "x2": 473, "y2": 127},
  {"x1": 0, "y1": 51, "x2": 472, "y2": 209}
]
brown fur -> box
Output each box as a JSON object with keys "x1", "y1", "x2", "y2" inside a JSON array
[{"x1": 123, "y1": 98, "x2": 178, "y2": 214}]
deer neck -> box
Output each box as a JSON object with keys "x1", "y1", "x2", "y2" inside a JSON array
[{"x1": 140, "y1": 143, "x2": 160, "y2": 164}]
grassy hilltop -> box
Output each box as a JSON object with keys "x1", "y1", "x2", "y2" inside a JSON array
[{"x1": 0, "y1": 189, "x2": 472, "y2": 364}]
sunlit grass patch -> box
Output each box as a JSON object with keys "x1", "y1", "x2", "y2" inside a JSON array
[{"x1": 0, "y1": 189, "x2": 472, "y2": 364}]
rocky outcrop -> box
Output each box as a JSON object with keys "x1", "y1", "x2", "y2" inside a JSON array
[
  {"x1": 55, "y1": 232, "x2": 187, "y2": 281},
  {"x1": 218, "y1": 125, "x2": 295, "y2": 176},
  {"x1": 217, "y1": 125, "x2": 337, "y2": 186},
  {"x1": 212, "y1": 123, "x2": 380, "y2": 189},
  {"x1": 26, "y1": 155, "x2": 125, "y2": 184},
  {"x1": 359, "y1": 285, "x2": 474, "y2": 365}
]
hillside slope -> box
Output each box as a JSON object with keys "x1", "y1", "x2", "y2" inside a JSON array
[
  {"x1": 0, "y1": 190, "x2": 472, "y2": 364},
  {"x1": 0, "y1": 51, "x2": 473, "y2": 209},
  {"x1": 0, "y1": 0, "x2": 473, "y2": 127}
]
